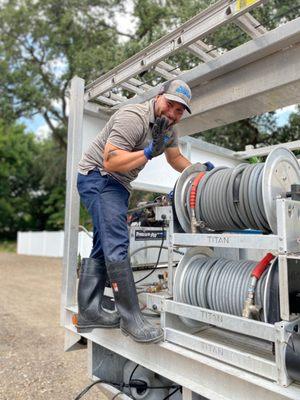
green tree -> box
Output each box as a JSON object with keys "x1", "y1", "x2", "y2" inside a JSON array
[
  {"x1": 32, "y1": 137, "x2": 92, "y2": 230},
  {"x1": 195, "y1": 113, "x2": 279, "y2": 152},
  {"x1": 33, "y1": 138, "x2": 67, "y2": 230},
  {"x1": 0, "y1": 120, "x2": 45, "y2": 238},
  {"x1": 268, "y1": 107, "x2": 300, "y2": 146},
  {"x1": 0, "y1": 0, "x2": 130, "y2": 233},
  {"x1": 0, "y1": 58, "x2": 18, "y2": 124},
  {"x1": 0, "y1": 0, "x2": 127, "y2": 148}
]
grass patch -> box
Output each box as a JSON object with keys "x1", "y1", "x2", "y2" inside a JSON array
[{"x1": 0, "y1": 240, "x2": 16, "y2": 253}]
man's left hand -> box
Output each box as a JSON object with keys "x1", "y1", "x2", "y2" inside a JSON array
[{"x1": 144, "y1": 117, "x2": 171, "y2": 160}]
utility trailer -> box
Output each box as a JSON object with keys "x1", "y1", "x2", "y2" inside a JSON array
[{"x1": 61, "y1": 1, "x2": 300, "y2": 399}]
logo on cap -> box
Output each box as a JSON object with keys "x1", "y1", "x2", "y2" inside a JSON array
[{"x1": 175, "y1": 85, "x2": 191, "y2": 99}]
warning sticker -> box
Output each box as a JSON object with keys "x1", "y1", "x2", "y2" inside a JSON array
[{"x1": 236, "y1": 0, "x2": 257, "y2": 11}]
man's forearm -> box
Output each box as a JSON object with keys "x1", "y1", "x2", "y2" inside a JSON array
[
  {"x1": 169, "y1": 154, "x2": 191, "y2": 172},
  {"x1": 104, "y1": 148, "x2": 147, "y2": 173}
]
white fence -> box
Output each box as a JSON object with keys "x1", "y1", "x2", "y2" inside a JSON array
[
  {"x1": 17, "y1": 231, "x2": 92, "y2": 258},
  {"x1": 17, "y1": 229, "x2": 182, "y2": 265}
]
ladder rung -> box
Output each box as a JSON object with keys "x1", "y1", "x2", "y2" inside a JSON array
[
  {"x1": 234, "y1": 13, "x2": 267, "y2": 38},
  {"x1": 194, "y1": 40, "x2": 219, "y2": 57},
  {"x1": 103, "y1": 92, "x2": 126, "y2": 102},
  {"x1": 154, "y1": 66, "x2": 177, "y2": 80},
  {"x1": 120, "y1": 81, "x2": 145, "y2": 95},
  {"x1": 128, "y1": 77, "x2": 152, "y2": 90},
  {"x1": 96, "y1": 96, "x2": 119, "y2": 106},
  {"x1": 187, "y1": 42, "x2": 218, "y2": 62},
  {"x1": 157, "y1": 61, "x2": 181, "y2": 75}
]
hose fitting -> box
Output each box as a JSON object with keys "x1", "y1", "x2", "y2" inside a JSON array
[{"x1": 242, "y1": 253, "x2": 275, "y2": 319}]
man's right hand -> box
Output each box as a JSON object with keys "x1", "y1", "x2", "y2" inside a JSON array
[{"x1": 144, "y1": 117, "x2": 170, "y2": 160}]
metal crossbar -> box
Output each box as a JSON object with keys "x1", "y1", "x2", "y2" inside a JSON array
[
  {"x1": 163, "y1": 300, "x2": 276, "y2": 341},
  {"x1": 164, "y1": 327, "x2": 277, "y2": 381}
]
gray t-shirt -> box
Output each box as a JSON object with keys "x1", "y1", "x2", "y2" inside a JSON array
[{"x1": 78, "y1": 99, "x2": 178, "y2": 192}]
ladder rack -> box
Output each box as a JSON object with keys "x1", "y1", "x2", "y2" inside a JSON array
[{"x1": 85, "y1": 0, "x2": 267, "y2": 106}]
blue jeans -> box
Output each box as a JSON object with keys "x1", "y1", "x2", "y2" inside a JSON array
[{"x1": 77, "y1": 170, "x2": 130, "y2": 263}]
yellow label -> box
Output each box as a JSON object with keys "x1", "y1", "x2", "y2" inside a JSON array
[{"x1": 236, "y1": 0, "x2": 257, "y2": 11}]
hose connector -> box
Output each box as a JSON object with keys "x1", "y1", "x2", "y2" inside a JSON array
[
  {"x1": 242, "y1": 275, "x2": 257, "y2": 318},
  {"x1": 242, "y1": 253, "x2": 275, "y2": 319}
]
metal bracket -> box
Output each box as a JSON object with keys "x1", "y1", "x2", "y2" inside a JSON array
[
  {"x1": 154, "y1": 205, "x2": 173, "y2": 222},
  {"x1": 277, "y1": 199, "x2": 300, "y2": 254},
  {"x1": 172, "y1": 232, "x2": 279, "y2": 250},
  {"x1": 274, "y1": 319, "x2": 300, "y2": 387}
]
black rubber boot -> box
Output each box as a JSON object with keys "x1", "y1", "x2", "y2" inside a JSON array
[
  {"x1": 106, "y1": 258, "x2": 164, "y2": 343},
  {"x1": 76, "y1": 258, "x2": 120, "y2": 332}
]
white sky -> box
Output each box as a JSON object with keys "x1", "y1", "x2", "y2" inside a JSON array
[{"x1": 114, "y1": 0, "x2": 137, "y2": 41}]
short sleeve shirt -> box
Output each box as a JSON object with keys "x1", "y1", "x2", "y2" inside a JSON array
[{"x1": 78, "y1": 99, "x2": 178, "y2": 192}]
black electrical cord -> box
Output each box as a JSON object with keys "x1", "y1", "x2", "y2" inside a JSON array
[
  {"x1": 73, "y1": 379, "x2": 133, "y2": 400},
  {"x1": 74, "y1": 379, "x2": 133, "y2": 400},
  {"x1": 162, "y1": 387, "x2": 181, "y2": 400},
  {"x1": 74, "y1": 379, "x2": 124, "y2": 400},
  {"x1": 127, "y1": 363, "x2": 181, "y2": 392},
  {"x1": 148, "y1": 384, "x2": 181, "y2": 389},
  {"x1": 74, "y1": 379, "x2": 103, "y2": 400},
  {"x1": 134, "y1": 225, "x2": 165, "y2": 285},
  {"x1": 128, "y1": 363, "x2": 139, "y2": 399},
  {"x1": 74, "y1": 373, "x2": 181, "y2": 400}
]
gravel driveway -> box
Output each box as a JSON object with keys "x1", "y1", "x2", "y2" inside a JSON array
[{"x1": 0, "y1": 252, "x2": 104, "y2": 400}]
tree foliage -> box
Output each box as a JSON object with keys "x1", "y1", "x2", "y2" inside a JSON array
[
  {"x1": 32, "y1": 138, "x2": 67, "y2": 230},
  {"x1": 269, "y1": 107, "x2": 300, "y2": 145},
  {"x1": 0, "y1": 121, "x2": 44, "y2": 238},
  {"x1": 0, "y1": 0, "x2": 126, "y2": 148}
]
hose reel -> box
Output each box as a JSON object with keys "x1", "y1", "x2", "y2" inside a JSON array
[
  {"x1": 173, "y1": 248, "x2": 280, "y2": 327},
  {"x1": 173, "y1": 147, "x2": 300, "y2": 234}
]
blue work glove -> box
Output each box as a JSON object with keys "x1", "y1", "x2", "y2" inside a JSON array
[
  {"x1": 203, "y1": 161, "x2": 215, "y2": 171},
  {"x1": 144, "y1": 117, "x2": 170, "y2": 160}
]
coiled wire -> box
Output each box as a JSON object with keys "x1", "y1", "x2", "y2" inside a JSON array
[
  {"x1": 181, "y1": 257, "x2": 267, "y2": 317},
  {"x1": 194, "y1": 164, "x2": 270, "y2": 232}
]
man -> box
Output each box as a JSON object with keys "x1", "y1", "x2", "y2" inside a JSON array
[{"x1": 76, "y1": 79, "x2": 211, "y2": 343}]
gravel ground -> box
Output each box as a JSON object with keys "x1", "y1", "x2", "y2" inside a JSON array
[{"x1": 0, "y1": 252, "x2": 105, "y2": 400}]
